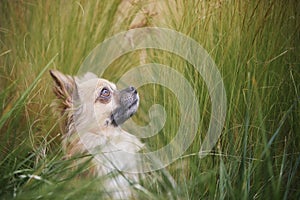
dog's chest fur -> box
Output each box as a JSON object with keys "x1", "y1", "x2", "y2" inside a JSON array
[
  {"x1": 65, "y1": 125, "x2": 144, "y2": 198},
  {"x1": 68, "y1": 127, "x2": 144, "y2": 173}
]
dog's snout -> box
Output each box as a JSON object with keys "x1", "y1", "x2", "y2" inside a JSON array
[
  {"x1": 111, "y1": 86, "x2": 139, "y2": 126},
  {"x1": 129, "y1": 86, "x2": 137, "y2": 94}
]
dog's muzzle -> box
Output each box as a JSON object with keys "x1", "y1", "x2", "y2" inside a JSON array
[{"x1": 111, "y1": 86, "x2": 139, "y2": 126}]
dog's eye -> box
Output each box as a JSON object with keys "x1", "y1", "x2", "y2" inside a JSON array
[{"x1": 100, "y1": 87, "x2": 111, "y2": 98}]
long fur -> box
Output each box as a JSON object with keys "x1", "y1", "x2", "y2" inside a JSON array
[{"x1": 50, "y1": 70, "x2": 144, "y2": 199}]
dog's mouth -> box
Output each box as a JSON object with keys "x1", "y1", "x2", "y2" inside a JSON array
[
  {"x1": 128, "y1": 99, "x2": 138, "y2": 110},
  {"x1": 111, "y1": 87, "x2": 139, "y2": 127}
]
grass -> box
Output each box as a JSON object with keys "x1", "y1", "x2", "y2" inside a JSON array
[{"x1": 0, "y1": 0, "x2": 299, "y2": 199}]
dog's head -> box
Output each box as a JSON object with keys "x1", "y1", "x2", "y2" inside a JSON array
[{"x1": 50, "y1": 70, "x2": 139, "y2": 131}]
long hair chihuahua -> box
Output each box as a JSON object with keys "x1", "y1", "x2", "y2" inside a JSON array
[{"x1": 50, "y1": 69, "x2": 144, "y2": 199}]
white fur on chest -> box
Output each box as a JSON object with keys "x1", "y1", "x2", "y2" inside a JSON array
[
  {"x1": 78, "y1": 128, "x2": 144, "y2": 174},
  {"x1": 75, "y1": 128, "x2": 144, "y2": 199}
]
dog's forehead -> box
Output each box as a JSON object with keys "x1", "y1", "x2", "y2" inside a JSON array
[{"x1": 97, "y1": 78, "x2": 117, "y2": 90}]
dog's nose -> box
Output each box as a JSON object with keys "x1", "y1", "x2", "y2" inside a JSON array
[{"x1": 129, "y1": 86, "x2": 137, "y2": 94}]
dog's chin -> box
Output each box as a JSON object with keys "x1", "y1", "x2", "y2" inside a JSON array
[{"x1": 111, "y1": 99, "x2": 139, "y2": 127}]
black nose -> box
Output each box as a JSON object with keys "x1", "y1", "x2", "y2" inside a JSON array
[{"x1": 129, "y1": 86, "x2": 137, "y2": 94}]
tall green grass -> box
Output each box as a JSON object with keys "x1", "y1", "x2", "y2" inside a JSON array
[{"x1": 1, "y1": 0, "x2": 299, "y2": 199}]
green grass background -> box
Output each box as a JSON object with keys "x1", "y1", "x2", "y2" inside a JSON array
[{"x1": 0, "y1": 0, "x2": 299, "y2": 199}]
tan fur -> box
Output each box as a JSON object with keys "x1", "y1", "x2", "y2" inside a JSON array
[{"x1": 50, "y1": 69, "x2": 144, "y2": 199}]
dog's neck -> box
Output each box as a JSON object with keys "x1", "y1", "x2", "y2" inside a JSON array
[{"x1": 64, "y1": 104, "x2": 143, "y2": 153}]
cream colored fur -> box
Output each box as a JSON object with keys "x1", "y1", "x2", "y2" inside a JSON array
[{"x1": 50, "y1": 70, "x2": 144, "y2": 199}]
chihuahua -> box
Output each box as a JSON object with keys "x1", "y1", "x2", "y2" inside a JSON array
[{"x1": 50, "y1": 70, "x2": 144, "y2": 199}]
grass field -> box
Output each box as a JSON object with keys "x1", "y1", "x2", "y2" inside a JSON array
[{"x1": 0, "y1": 0, "x2": 299, "y2": 199}]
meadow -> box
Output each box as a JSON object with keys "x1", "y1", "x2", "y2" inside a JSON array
[{"x1": 0, "y1": 0, "x2": 299, "y2": 199}]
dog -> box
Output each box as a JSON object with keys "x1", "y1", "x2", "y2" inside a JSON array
[{"x1": 50, "y1": 69, "x2": 144, "y2": 199}]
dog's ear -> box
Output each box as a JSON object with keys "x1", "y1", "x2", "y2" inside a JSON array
[{"x1": 49, "y1": 70, "x2": 77, "y2": 109}]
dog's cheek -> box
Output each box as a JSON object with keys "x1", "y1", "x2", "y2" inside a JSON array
[
  {"x1": 93, "y1": 102, "x2": 114, "y2": 125},
  {"x1": 112, "y1": 92, "x2": 121, "y2": 106}
]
